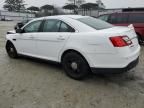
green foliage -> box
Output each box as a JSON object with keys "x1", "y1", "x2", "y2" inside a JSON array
[
  {"x1": 40, "y1": 5, "x2": 54, "y2": 10},
  {"x1": 3, "y1": 0, "x2": 25, "y2": 12},
  {"x1": 27, "y1": 6, "x2": 39, "y2": 11},
  {"x1": 63, "y1": 4, "x2": 78, "y2": 10},
  {"x1": 80, "y1": 3, "x2": 98, "y2": 9},
  {"x1": 67, "y1": 0, "x2": 85, "y2": 6}
]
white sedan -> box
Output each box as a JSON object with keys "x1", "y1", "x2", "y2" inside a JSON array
[{"x1": 6, "y1": 15, "x2": 140, "y2": 80}]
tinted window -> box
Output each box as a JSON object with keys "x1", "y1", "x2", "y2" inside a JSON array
[
  {"x1": 110, "y1": 14, "x2": 128, "y2": 24},
  {"x1": 109, "y1": 14, "x2": 117, "y2": 23},
  {"x1": 116, "y1": 14, "x2": 128, "y2": 23},
  {"x1": 98, "y1": 15, "x2": 109, "y2": 21},
  {"x1": 60, "y1": 22, "x2": 75, "y2": 32},
  {"x1": 77, "y1": 17, "x2": 113, "y2": 30},
  {"x1": 129, "y1": 14, "x2": 144, "y2": 23},
  {"x1": 43, "y1": 19, "x2": 61, "y2": 32},
  {"x1": 24, "y1": 20, "x2": 42, "y2": 33}
]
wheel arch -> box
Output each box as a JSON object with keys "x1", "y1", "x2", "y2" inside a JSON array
[
  {"x1": 6, "y1": 40, "x2": 14, "y2": 47},
  {"x1": 6, "y1": 40, "x2": 18, "y2": 52},
  {"x1": 60, "y1": 49, "x2": 92, "y2": 67}
]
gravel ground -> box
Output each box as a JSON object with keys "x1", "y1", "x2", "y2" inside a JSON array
[{"x1": 0, "y1": 21, "x2": 144, "y2": 108}]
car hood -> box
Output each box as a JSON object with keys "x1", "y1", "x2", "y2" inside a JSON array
[{"x1": 7, "y1": 30, "x2": 16, "y2": 34}]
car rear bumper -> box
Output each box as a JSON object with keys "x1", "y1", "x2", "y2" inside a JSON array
[{"x1": 91, "y1": 57, "x2": 139, "y2": 74}]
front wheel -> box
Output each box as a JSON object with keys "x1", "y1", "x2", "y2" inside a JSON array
[
  {"x1": 62, "y1": 52, "x2": 90, "y2": 80},
  {"x1": 6, "y1": 42, "x2": 18, "y2": 58}
]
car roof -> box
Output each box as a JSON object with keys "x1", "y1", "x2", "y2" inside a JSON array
[
  {"x1": 100, "y1": 12, "x2": 144, "y2": 16},
  {"x1": 25, "y1": 15, "x2": 96, "y2": 32},
  {"x1": 33, "y1": 15, "x2": 85, "y2": 21},
  {"x1": 113, "y1": 12, "x2": 144, "y2": 14}
]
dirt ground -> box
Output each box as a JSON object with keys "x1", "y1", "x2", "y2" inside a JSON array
[{"x1": 0, "y1": 21, "x2": 144, "y2": 108}]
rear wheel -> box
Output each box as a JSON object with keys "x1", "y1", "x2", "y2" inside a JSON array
[
  {"x1": 62, "y1": 52, "x2": 90, "y2": 80},
  {"x1": 6, "y1": 42, "x2": 18, "y2": 58}
]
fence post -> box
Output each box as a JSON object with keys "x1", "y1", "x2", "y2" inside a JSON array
[{"x1": 0, "y1": 10, "x2": 1, "y2": 20}]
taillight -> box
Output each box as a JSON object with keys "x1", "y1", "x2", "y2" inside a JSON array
[{"x1": 110, "y1": 36, "x2": 132, "y2": 47}]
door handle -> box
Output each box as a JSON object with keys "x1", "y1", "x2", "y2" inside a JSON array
[
  {"x1": 57, "y1": 36, "x2": 65, "y2": 40},
  {"x1": 12, "y1": 39, "x2": 16, "y2": 41}
]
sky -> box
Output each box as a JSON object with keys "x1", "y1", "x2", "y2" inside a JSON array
[{"x1": 0, "y1": 0, "x2": 144, "y2": 10}]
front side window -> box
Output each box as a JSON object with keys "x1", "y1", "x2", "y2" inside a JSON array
[
  {"x1": 77, "y1": 17, "x2": 113, "y2": 30},
  {"x1": 24, "y1": 20, "x2": 42, "y2": 33},
  {"x1": 43, "y1": 19, "x2": 61, "y2": 32},
  {"x1": 59, "y1": 22, "x2": 75, "y2": 32}
]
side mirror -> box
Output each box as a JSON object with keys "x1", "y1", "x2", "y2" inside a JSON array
[
  {"x1": 17, "y1": 23, "x2": 24, "y2": 28},
  {"x1": 14, "y1": 26, "x2": 17, "y2": 30},
  {"x1": 16, "y1": 29, "x2": 23, "y2": 33},
  {"x1": 14, "y1": 23, "x2": 24, "y2": 30}
]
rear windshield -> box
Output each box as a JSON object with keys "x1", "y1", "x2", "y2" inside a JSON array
[{"x1": 77, "y1": 17, "x2": 113, "y2": 30}]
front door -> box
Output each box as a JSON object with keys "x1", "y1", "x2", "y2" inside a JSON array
[{"x1": 15, "y1": 20, "x2": 43, "y2": 56}]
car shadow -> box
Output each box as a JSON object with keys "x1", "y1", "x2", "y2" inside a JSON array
[
  {"x1": 17, "y1": 55, "x2": 144, "y2": 91},
  {"x1": 19, "y1": 55, "x2": 62, "y2": 70}
]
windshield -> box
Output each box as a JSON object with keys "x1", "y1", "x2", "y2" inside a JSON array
[{"x1": 77, "y1": 17, "x2": 114, "y2": 30}]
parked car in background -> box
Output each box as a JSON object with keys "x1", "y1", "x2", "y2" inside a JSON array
[
  {"x1": 97, "y1": 12, "x2": 144, "y2": 43},
  {"x1": 6, "y1": 15, "x2": 140, "y2": 80}
]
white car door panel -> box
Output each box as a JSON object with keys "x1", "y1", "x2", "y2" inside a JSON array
[
  {"x1": 14, "y1": 33, "x2": 36, "y2": 55},
  {"x1": 15, "y1": 20, "x2": 43, "y2": 56}
]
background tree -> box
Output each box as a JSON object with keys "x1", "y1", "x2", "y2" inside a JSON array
[
  {"x1": 63, "y1": 4, "x2": 78, "y2": 14},
  {"x1": 3, "y1": 0, "x2": 25, "y2": 12},
  {"x1": 27, "y1": 6, "x2": 39, "y2": 13},
  {"x1": 40, "y1": 5, "x2": 54, "y2": 10},
  {"x1": 67, "y1": 0, "x2": 85, "y2": 7},
  {"x1": 40, "y1": 4, "x2": 54, "y2": 16},
  {"x1": 80, "y1": 3, "x2": 98, "y2": 15},
  {"x1": 96, "y1": 0, "x2": 105, "y2": 9},
  {"x1": 63, "y1": 4, "x2": 78, "y2": 10},
  {"x1": 80, "y1": 3, "x2": 98, "y2": 9}
]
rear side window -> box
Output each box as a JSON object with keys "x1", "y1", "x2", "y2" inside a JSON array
[
  {"x1": 129, "y1": 14, "x2": 144, "y2": 23},
  {"x1": 43, "y1": 19, "x2": 75, "y2": 32},
  {"x1": 43, "y1": 19, "x2": 61, "y2": 32},
  {"x1": 109, "y1": 14, "x2": 128, "y2": 24},
  {"x1": 59, "y1": 22, "x2": 75, "y2": 32}
]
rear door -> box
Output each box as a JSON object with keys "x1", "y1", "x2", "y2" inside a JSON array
[{"x1": 35, "y1": 19, "x2": 75, "y2": 61}]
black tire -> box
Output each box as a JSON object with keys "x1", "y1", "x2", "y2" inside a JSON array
[
  {"x1": 137, "y1": 34, "x2": 143, "y2": 44},
  {"x1": 6, "y1": 42, "x2": 18, "y2": 58},
  {"x1": 62, "y1": 52, "x2": 90, "y2": 80}
]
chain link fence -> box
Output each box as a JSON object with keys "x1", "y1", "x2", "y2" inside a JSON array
[{"x1": 0, "y1": 10, "x2": 35, "y2": 21}]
